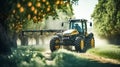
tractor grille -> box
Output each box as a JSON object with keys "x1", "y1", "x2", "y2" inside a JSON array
[{"x1": 62, "y1": 36, "x2": 75, "y2": 45}]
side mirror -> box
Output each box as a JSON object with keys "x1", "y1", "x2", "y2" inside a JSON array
[
  {"x1": 90, "y1": 22, "x2": 92, "y2": 26},
  {"x1": 61, "y1": 22, "x2": 64, "y2": 27}
]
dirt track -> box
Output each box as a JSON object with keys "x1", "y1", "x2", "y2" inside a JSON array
[
  {"x1": 79, "y1": 53, "x2": 120, "y2": 64},
  {"x1": 42, "y1": 50, "x2": 120, "y2": 66}
]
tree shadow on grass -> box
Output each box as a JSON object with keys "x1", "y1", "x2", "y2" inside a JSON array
[{"x1": 0, "y1": 55, "x2": 17, "y2": 67}]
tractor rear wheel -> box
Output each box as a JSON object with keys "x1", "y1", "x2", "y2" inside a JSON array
[
  {"x1": 86, "y1": 33, "x2": 95, "y2": 49},
  {"x1": 50, "y1": 37, "x2": 60, "y2": 52},
  {"x1": 90, "y1": 37, "x2": 95, "y2": 48},
  {"x1": 75, "y1": 37, "x2": 86, "y2": 52}
]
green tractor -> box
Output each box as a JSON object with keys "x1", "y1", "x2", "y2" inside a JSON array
[{"x1": 50, "y1": 19, "x2": 95, "y2": 52}]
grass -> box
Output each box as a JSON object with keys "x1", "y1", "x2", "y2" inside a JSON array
[
  {"x1": 50, "y1": 49, "x2": 120, "y2": 67},
  {"x1": 51, "y1": 49, "x2": 90, "y2": 67},
  {"x1": 87, "y1": 44, "x2": 120, "y2": 61},
  {"x1": 17, "y1": 45, "x2": 45, "y2": 52},
  {"x1": 1, "y1": 45, "x2": 120, "y2": 67},
  {"x1": 0, "y1": 45, "x2": 47, "y2": 67}
]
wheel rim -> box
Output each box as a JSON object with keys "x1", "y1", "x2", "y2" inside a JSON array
[
  {"x1": 55, "y1": 39, "x2": 60, "y2": 43},
  {"x1": 80, "y1": 40, "x2": 84, "y2": 50},
  {"x1": 55, "y1": 45, "x2": 60, "y2": 49},
  {"x1": 91, "y1": 38, "x2": 94, "y2": 48},
  {"x1": 55, "y1": 39, "x2": 60, "y2": 49}
]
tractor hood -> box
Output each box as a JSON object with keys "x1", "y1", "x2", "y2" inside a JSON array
[{"x1": 63, "y1": 29, "x2": 79, "y2": 36}]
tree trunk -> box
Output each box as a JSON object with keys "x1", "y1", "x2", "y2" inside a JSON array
[
  {"x1": 12, "y1": 32, "x2": 18, "y2": 47},
  {"x1": 20, "y1": 36, "x2": 28, "y2": 46},
  {"x1": 0, "y1": 0, "x2": 17, "y2": 67},
  {"x1": 36, "y1": 37, "x2": 39, "y2": 45},
  {"x1": 35, "y1": 35, "x2": 40, "y2": 45},
  {"x1": 0, "y1": 23, "x2": 13, "y2": 54}
]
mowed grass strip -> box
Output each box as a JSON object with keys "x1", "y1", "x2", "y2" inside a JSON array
[{"x1": 87, "y1": 45, "x2": 120, "y2": 61}]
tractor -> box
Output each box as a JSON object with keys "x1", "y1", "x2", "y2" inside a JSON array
[{"x1": 50, "y1": 19, "x2": 95, "y2": 52}]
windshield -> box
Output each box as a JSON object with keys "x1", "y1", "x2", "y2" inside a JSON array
[{"x1": 69, "y1": 20, "x2": 83, "y2": 32}]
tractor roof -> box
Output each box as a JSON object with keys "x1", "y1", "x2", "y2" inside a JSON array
[{"x1": 69, "y1": 19, "x2": 87, "y2": 23}]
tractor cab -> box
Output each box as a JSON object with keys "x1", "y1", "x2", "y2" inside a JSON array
[
  {"x1": 62, "y1": 19, "x2": 88, "y2": 36},
  {"x1": 69, "y1": 19, "x2": 87, "y2": 35}
]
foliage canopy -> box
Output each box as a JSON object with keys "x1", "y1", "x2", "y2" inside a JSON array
[
  {"x1": 92, "y1": 0, "x2": 120, "y2": 39},
  {"x1": 6, "y1": 0, "x2": 78, "y2": 32}
]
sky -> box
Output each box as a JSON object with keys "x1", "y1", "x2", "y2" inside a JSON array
[{"x1": 73, "y1": 0, "x2": 98, "y2": 22}]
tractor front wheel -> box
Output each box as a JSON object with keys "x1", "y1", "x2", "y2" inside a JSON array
[
  {"x1": 75, "y1": 37, "x2": 86, "y2": 52},
  {"x1": 50, "y1": 37, "x2": 60, "y2": 52}
]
